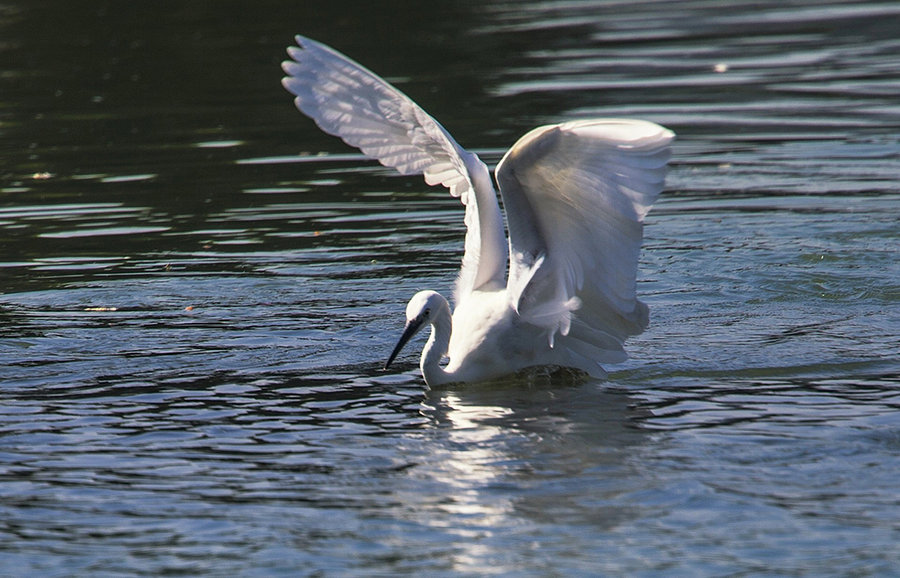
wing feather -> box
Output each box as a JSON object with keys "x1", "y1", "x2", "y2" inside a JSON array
[
  {"x1": 496, "y1": 119, "x2": 673, "y2": 362},
  {"x1": 281, "y1": 36, "x2": 506, "y2": 297}
]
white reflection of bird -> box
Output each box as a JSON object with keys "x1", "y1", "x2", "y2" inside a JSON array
[{"x1": 281, "y1": 36, "x2": 673, "y2": 386}]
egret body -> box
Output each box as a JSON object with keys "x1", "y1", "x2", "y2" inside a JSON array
[{"x1": 281, "y1": 36, "x2": 674, "y2": 386}]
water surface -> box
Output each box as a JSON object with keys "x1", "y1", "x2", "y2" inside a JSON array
[{"x1": 1, "y1": 0, "x2": 899, "y2": 575}]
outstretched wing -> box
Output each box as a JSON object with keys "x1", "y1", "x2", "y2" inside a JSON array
[
  {"x1": 496, "y1": 119, "x2": 673, "y2": 365},
  {"x1": 281, "y1": 36, "x2": 506, "y2": 297}
]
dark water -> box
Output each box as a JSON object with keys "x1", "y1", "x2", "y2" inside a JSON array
[{"x1": 2, "y1": 0, "x2": 899, "y2": 575}]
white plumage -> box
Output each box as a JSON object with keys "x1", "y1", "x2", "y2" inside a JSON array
[{"x1": 282, "y1": 36, "x2": 673, "y2": 386}]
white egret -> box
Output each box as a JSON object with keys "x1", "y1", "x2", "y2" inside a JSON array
[{"x1": 281, "y1": 36, "x2": 673, "y2": 386}]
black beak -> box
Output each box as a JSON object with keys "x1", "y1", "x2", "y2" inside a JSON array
[{"x1": 384, "y1": 316, "x2": 426, "y2": 370}]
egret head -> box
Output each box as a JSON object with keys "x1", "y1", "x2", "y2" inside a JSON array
[{"x1": 384, "y1": 290, "x2": 448, "y2": 370}]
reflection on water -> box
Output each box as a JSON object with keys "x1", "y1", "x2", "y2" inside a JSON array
[
  {"x1": 1, "y1": 0, "x2": 899, "y2": 574},
  {"x1": 359, "y1": 380, "x2": 652, "y2": 574}
]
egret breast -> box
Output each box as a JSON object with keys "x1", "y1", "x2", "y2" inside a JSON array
[{"x1": 445, "y1": 290, "x2": 554, "y2": 381}]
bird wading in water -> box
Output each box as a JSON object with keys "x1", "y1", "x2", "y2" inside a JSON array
[{"x1": 281, "y1": 36, "x2": 674, "y2": 386}]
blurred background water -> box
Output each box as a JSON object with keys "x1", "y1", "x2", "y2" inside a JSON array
[{"x1": 1, "y1": 0, "x2": 899, "y2": 575}]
